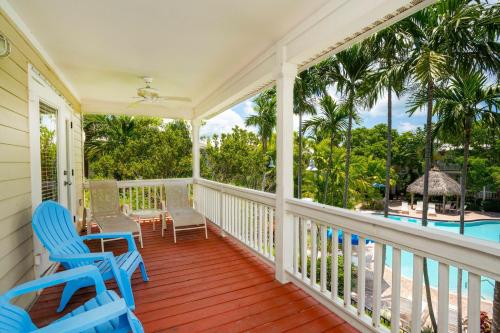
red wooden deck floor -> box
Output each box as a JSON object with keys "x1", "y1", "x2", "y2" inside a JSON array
[{"x1": 29, "y1": 221, "x2": 358, "y2": 332}]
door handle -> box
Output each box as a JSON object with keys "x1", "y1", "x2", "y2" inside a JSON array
[{"x1": 64, "y1": 181, "x2": 72, "y2": 186}]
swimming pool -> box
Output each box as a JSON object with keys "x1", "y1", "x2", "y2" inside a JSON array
[{"x1": 381, "y1": 215, "x2": 500, "y2": 300}]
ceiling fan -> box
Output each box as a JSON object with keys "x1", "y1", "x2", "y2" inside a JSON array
[{"x1": 128, "y1": 77, "x2": 191, "y2": 108}]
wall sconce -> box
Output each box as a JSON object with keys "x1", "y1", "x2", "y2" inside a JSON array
[{"x1": 0, "y1": 33, "x2": 11, "y2": 58}]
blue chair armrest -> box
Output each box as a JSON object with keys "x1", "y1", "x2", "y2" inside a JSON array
[
  {"x1": 49, "y1": 252, "x2": 115, "y2": 263},
  {"x1": 2, "y1": 266, "x2": 106, "y2": 302},
  {"x1": 35, "y1": 299, "x2": 129, "y2": 333},
  {"x1": 82, "y1": 232, "x2": 137, "y2": 251}
]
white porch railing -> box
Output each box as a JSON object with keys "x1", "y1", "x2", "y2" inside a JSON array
[
  {"x1": 83, "y1": 177, "x2": 499, "y2": 333},
  {"x1": 194, "y1": 178, "x2": 276, "y2": 263},
  {"x1": 193, "y1": 178, "x2": 500, "y2": 333},
  {"x1": 83, "y1": 178, "x2": 192, "y2": 211}
]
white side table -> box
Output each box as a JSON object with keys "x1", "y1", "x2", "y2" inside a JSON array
[{"x1": 131, "y1": 209, "x2": 167, "y2": 237}]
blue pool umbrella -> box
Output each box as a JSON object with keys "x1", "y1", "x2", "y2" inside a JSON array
[{"x1": 327, "y1": 228, "x2": 374, "y2": 245}]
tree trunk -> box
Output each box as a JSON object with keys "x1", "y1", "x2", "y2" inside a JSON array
[
  {"x1": 298, "y1": 111, "x2": 303, "y2": 199},
  {"x1": 343, "y1": 110, "x2": 353, "y2": 209},
  {"x1": 261, "y1": 139, "x2": 268, "y2": 191},
  {"x1": 323, "y1": 135, "x2": 335, "y2": 203},
  {"x1": 381, "y1": 86, "x2": 392, "y2": 281},
  {"x1": 493, "y1": 281, "x2": 500, "y2": 333},
  {"x1": 422, "y1": 80, "x2": 438, "y2": 332},
  {"x1": 384, "y1": 86, "x2": 392, "y2": 217},
  {"x1": 457, "y1": 117, "x2": 472, "y2": 333}
]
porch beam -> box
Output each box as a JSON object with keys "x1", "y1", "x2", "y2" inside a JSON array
[
  {"x1": 191, "y1": 119, "x2": 201, "y2": 180},
  {"x1": 274, "y1": 48, "x2": 297, "y2": 283}
]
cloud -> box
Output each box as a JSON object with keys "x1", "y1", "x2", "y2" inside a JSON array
[
  {"x1": 200, "y1": 109, "x2": 245, "y2": 137},
  {"x1": 398, "y1": 121, "x2": 418, "y2": 132}
]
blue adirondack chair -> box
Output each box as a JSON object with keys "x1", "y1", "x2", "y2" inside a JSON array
[
  {"x1": 0, "y1": 265, "x2": 144, "y2": 332},
  {"x1": 32, "y1": 201, "x2": 149, "y2": 312}
]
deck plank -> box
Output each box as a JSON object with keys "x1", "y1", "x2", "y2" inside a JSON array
[{"x1": 29, "y1": 221, "x2": 358, "y2": 332}]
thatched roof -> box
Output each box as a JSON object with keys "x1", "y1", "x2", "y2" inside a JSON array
[{"x1": 407, "y1": 169, "x2": 461, "y2": 196}]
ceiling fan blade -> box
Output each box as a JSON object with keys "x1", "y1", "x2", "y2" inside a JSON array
[
  {"x1": 160, "y1": 96, "x2": 192, "y2": 102},
  {"x1": 127, "y1": 99, "x2": 145, "y2": 109}
]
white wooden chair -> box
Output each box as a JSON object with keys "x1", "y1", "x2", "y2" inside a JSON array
[
  {"x1": 89, "y1": 180, "x2": 143, "y2": 250},
  {"x1": 165, "y1": 183, "x2": 208, "y2": 243}
]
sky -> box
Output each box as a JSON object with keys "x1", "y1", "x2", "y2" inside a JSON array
[{"x1": 200, "y1": 89, "x2": 428, "y2": 138}]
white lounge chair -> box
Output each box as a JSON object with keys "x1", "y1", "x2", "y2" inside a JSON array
[
  {"x1": 415, "y1": 201, "x2": 423, "y2": 213},
  {"x1": 428, "y1": 203, "x2": 437, "y2": 216},
  {"x1": 165, "y1": 183, "x2": 208, "y2": 243},
  {"x1": 89, "y1": 180, "x2": 143, "y2": 250},
  {"x1": 400, "y1": 201, "x2": 409, "y2": 214}
]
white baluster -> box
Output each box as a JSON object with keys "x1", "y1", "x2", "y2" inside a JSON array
[
  {"x1": 331, "y1": 228, "x2": 338, "y2": 300},
  {"x1": 310, "y1": 221, "x2": 317, "y2": 286},
  {"x1": 391, "y1": 247, "x2": 401, "y2": 333},
  {"x1": 411, "y1": 255, "x2": 424, "y2": 333},
  {"x1": 438, "y1": 262, "x2": 449, "y2": 333},
  {"x1": 258, "y1": 204, "x2": 263, "y2": 253},
  {"x1": 269, "y1": 209, "x2": 274, "y2": 259},
  {"x1": 263, "y1": 206, "x2": 268, "y2": 257},
  {"x1": 372, "y1": 242, "x2": 382, "y2": 327},
  {"x1": 320, "y1": 225, "x2": 327, "y2": 292},
  {"x1": 293, "y1": 216, "x2": 299, "y2": 275},
  {"x1": 301, "y1": 218, "x2": 307, "y2": 281},
  {"x1": 357, "y1": 236, "x2": 366, "y2": 316},
  {"x1": 467, "y1": 272, "x2": 481, "y2": 333},
  {"x1": 343, "y1": 231, "x2": 352, "y2": 307}
]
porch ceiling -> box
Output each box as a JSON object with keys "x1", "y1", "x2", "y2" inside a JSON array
[
  {"x1": 7, "y1": 0, "x2": 328, "y2": 116},
  {"x1": 6, "y1": 0, "x2": 432, "y2": 120}
]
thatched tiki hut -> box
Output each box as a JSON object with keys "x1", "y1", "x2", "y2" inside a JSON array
[{"x1": 407, "y1": 169, "x2": 461, "y2": 211}]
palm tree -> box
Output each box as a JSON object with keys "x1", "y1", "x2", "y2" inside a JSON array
[
  {"x1": 369, "y1": 26, "x2": 411, "y2": 218},
  {"x1": 322, "y1": 44, "x2": 376, "y2": 208},
  {"x1": 84, "y1": 115, "x2": 144, "y2": 179},
  {"x1": 245, "y1": 89, "x2": 277, "y2": 190},
  {"x1": 294, "y1": 67, "x2": 323, "y2": 199},
  {"x1": 405, "y1": 1, "x2": 500, "y2": 330},
  {"x1": 303, "y1": 95, "x2": 350, "y2": 203},
  {"x1": 434, "y1": 69, "x2": 499, "y2": 332}
]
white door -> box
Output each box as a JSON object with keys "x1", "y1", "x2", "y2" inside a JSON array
[{"x1": 29, "y1": 65, "x2": 75, "y2": 278}]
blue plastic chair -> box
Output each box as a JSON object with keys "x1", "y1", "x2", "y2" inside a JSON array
[
  {"x1": 32, "y1": 201, "x2": 149, "y2": 312},
  {"x1": 0, "y1": 266, "x2": 144, "y2": 332}
]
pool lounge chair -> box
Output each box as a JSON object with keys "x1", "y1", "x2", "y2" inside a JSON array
[
  {"x1": 32, "y1": 200, "x2": 149, "y2": 311},
  {"x1": 165, "y1": 183, "x2": 208, "y2": 243},
  {"x1": 0, "y1": 266, "x2": 144, "y2": 333},
  {"x1": 428, "y1": 203, "x2": 437, "y2": 216},
  {"x1": 89, "y1": 179, "x2": 143, "y2": 249},
  {"x1": 415, "y1": 201, "x2": 423, "y2": 213},
  {"x1": 400, "y1": 201, "x2": 409, "y2": 214}
]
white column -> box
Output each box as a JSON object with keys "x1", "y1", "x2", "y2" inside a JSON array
[
  {"x1": 274, "y1": 47, "x2": 297, "y2": 283},
  {"x1": 191, "y1": 119, "x2": 201, "y2": 180}
]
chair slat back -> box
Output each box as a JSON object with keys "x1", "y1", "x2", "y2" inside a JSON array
[
  {"x1": 89, "y1": 180, "x2": 121, "y2": 217},
  {"x1": 0, "y1": 302, "x2": 36, "y2": 332},
  {"x1": 165, "y1": 184, "x2": 190, "y2": 211},
  {"x1": 32, "y1": 201, "x2": 90, "y2": 262}
]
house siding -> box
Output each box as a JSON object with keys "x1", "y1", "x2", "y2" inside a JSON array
[{"x1": 0, "y1": 9, "x2": 82, "y2": 308}]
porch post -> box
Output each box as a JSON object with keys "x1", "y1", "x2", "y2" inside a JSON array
[
  {"x1": 191, "y1": 119, "x2": 201, "y2": 180},
  {"x1": 274, "y1": 47, "x2": 297, "y2": 283}
]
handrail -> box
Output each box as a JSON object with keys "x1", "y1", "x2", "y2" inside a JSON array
[
  {"x1": 83, "y1": 177, "x2": 192, "y2": 189},
  {"x1": 286, "y1": 197, "x2": 500, "y2": 281},
  {"x1": 195, "y1": 178, "x2": 275, "y2": 207}
]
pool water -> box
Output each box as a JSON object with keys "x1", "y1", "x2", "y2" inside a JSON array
[{"x1": 381, "y1": 215, "x2": 500, "y2": 300}]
